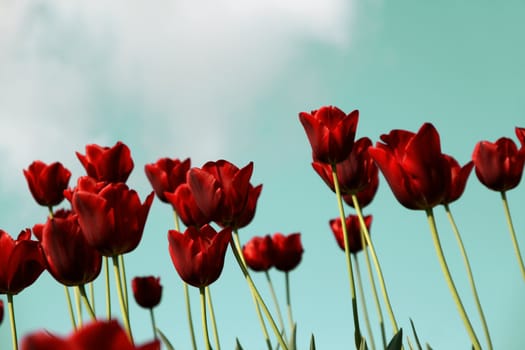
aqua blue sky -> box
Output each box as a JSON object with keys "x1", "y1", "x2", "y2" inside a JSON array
[{"x1": 1, "y1": 1, "x2": 524, "y2": 349}]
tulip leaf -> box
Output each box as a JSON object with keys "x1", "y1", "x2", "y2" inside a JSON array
[
  {"x1": 358, "y1": 337, "x2": 369, "y2": 350},
  {"x1": 288, "y1": 323, "x2": 297, "y2": 350},
  {"x1": 386, "y1": 328, "x2": 403, "y2": 350},
  {"x1": 410, "y1": 318, "x2": 423, "y2": 350},
  {"x1": 426, "y1": 343, "x2": 434, "y2": 350},
  {"x1": 309, "y1": 334, "x2": 316, "y2": 350},
  {"x1": 235, "y1": 338, "x2": 244, "y2": 350},
  {"x1": 155, "y1": 327, "x2": 175, "y2": 350}
]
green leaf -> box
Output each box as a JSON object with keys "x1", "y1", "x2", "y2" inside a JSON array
[
  {"x1": 288, "y1": 323, "x2": 297, "y2": 350},
  {"x1": 386, "y1": 328, "x2": 403, "y2": 350},
  {"x1": 410, "y1": 318, "x2": 423, "y2": 350},
  {"x1": 155, "y1": 328, "x2": 175, "y2": 350},
  {"x1": 309, "y1": 334, "x2": 316, "y2": 350},
  {"x1": 359, "y1": 337, "x2": 368, "y2": 350},
  {"x1": 235, "y1": 338, "x2": 244, "y2": 350},
  {"x1": 425, "y1": 343, "x2": 433, "y2": 350}
]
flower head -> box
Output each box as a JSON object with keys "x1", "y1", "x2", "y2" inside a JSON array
[
  {"x1": 132, "y1": 276, "x2": 162, "y2": 309},
  {"x1": 76, "y1": 141, "x2": 134, "y2": 183},
  {"x1": 165, "y1": 184, "x2": 212, "y2": 227},
  {"x1": 329, "y1": 215, "x2": 372, "y2": 253},
  {"x1": 441, "y1": 155, "x2": 474, "y2": 204},
  {"x1": 23, "y1": 161, "x2": 71, "y2": 207},
  {"x1": 145, "y1": 158, "x2": 191, "y2": 203},
  {"x1": 242, "y1": 235, "x2": 275, "y2": 272},
  {"x1": 299, "y1": 106, "x2": 359, "y2": 164},
  {"x1": 272, "y1": 233, "x2": 303, "y2": 272}
]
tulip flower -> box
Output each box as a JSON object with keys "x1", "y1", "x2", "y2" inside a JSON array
[
  {"x1": 76, "y1": 141, "x2": 134, "y2": 183},
  {"x1": 0, "y1": 229, "x2": 45, "y2": 295},
  {"x1": 168, "y1": 225, "x2": 232, "y2": 288},
  {"x1": 369, "y1": 123, "x2": 451, "y2": 210},
  {"x1": 165, "y1": 184, "x2": 212, "y2": 227},
  {"x1": 23, "y1": 161, "x2": 71, "y2": 207},
  {"x1": 330, "y1": 215, "x2": 372, "y2": 253},
  {"x1": 72, "y1": 183, "x2": 154, "y2": 256},
  {"x1": 145, "y1": 157, "x2": 191, "y2": 202},
  {"x1": 242, "y1": 235, "x2": 275, "y2": 272},
  {"x1": 41, "y1": 212, "x2": 102, "y2": 286},
  {"x1": 21, "y1": 320, "x2": 160, "y2": 350},
  {"x1": 132, "y1": 276, "x2": 162, "y2": 309},
  {"x1": 187, "y1": 160, "x2": 262, "y2": 229},
  {"x1": 299, "y1": 105, "x2": 359, "y2": 164},
  {"x1": 64, "y1": 176, "x2": 106, "y2": 203},
  {"x1": 441, "y1": 155, "x2": 474, "y2": 204},
  {"x1": 342, "y1": 173, "x2": 379, "y2": 209},
  {"x1": 472, "y1": 135, "x2": 525, "y2": 192},
  {"x1": 272, "y1": 233, "x2": 303, "y2": 272}
]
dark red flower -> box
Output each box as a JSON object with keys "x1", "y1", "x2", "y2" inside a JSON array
[
  {"x1": 187, "y1": 160, "x2": 262, "y2": 229},
  {"x1": 168, "y1": 225, "x2": 232, "y2": 288},
  {"x1": 242, "y1": 235, "x2": 275, "y2": 272},
  {"x1": 145, "y1": 158, "x2": 191, "y2": 202},
  {"x1": 342, "y1": 172, "x2": 379, "y2": 209},
  {"x1": 299, "y1": 106, "x2": 359, "y2": 164},
  {"x1": 41, "y1": 212, "x2": 102, "y2": 286},
  {"x1": 72, "y1": 183, "x2": 154, "y2": 256},
  {"x1": 21, "y1": 320, "x2": 160, "y2": 350},
  {"x1": 472, "y1": 135, "x2": 525, "y2": 192},
  {"x1": 32, "y1": 209, "x2": 71, "y2": 241},
  {"x1": 76, "y1": 141, "x2": 134, "y2": 183},
  {"x1": 441, "y1": 155, "x2": 474, "y2": 204},
  {"x1": 132, "y1": 276, "x2": 162, "y2": 309},
  {"x1": 272, "y1": 233, "x2": 303, "y2": 272},
  {"x1": 64, "y1": 176, "x2": 106, "y2": 203},
  {"x1": 368, "y1": 123, "x2": 451, "y2": 210},
  {"x1": 0, "y1": 229, "x2": 46, "y2": 295},
  {"x1": 165, "y1": 184, "x2": 212, "y2": 227},
  {"x1": 23, "y1": 161, "x2": 71, "y2": 207},
  {"x1": 329, "y1": 215, "x2": 372, "y2": 253}
]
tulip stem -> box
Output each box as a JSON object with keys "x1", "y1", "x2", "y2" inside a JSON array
[
  {"x1": 89, "y1": 281, "x2": 96, "y2": 315},
  {"x1": 105, "y1": 256, "x2": 111, "y2": 320},
  {"x1": 265, "y1": 271, "x2": 286, "y2": 336},
  {"x1": 206, "y1": 286, "x2": 221, "y2": 350},
  {"x1": 8, "y1": 294, "x2": 18, "y2": 350},
  {"x1": 351, "y1": 194, "x2": 399, "y2": 335},
  {"x1": 331, "y1": 165, "x2": 361, "y2": 347},
  {"x1": 200, "y1": 287, "x2": 212, "y2": 350},
  {"x1": 112, "y1": 256, "x2": 134, "y2": 342},
  {"x1": 444, "y1": 204, "x2": 493, "y2": 350},
  {"x1": 500, "y1": 191, "x2": 525, "y2": 281},
  {"x1": 231, "y1": 233, "x2": 287, "y2": 350},
  {"x1": 285, "y1": 272, "x2": 294, "y2": 335},
  {"x1": 119, "y1": 254, "x2": 130, "y2": 314},
  {"x1": 150, "y1": 308, "x2": 158, "y2": 340},
  {"x1": 74, "y1": 284, "x2": 83, "y2": 327},
  {"x1": 354, "y1": 256, "x2": 376, "y2": 350},
  {"x1": 79, "y1": 284, "x2": 97, "y2": 320},
  {"x1": 174, "y1": 211, "x2": 198, "y2": 350},
  {"x1": 425, "y1": 208, "x2": 481, "y2": 349},
  {"x1": 64, "y1": 285, "x2": 77, "y2": 330}
]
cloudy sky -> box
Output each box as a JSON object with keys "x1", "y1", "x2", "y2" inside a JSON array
[{"x1": 1, "y1": 0, "x2": 525, "y2": 349}]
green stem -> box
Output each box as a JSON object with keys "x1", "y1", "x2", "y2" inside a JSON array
[
  {"x1": 231, "y1": 231, "x2": 287, "y2": 350},
  {"x1": 200, "y1": 287, "x2": 212, "y2": 350},
  {"x1": 150, "y1": 308, "x2": 158, "y2": 340},
  {"x1": 8, "y1": 294, "x2": 18, "y2": 350},
  {"x1": 206, "y1": 286, "x2": 221, "y2": 350},
  {"x1": 354, "y1": 256, "x2": 376, "y2": 350},
  {"x1": 425, "y1": 208, "x2": 481, "y2": 349},
  {"x1": 265, "y1": 271, "x2": 286, "y2": 336},
  {"x1": 119, "y1": 254, "x2": 129, "y2": 314},
  {"x1": 64, "y1": 285, "x2": 77, "y2": 330},
  {"x1": 105, "y1": 256, "x2": 111, "y2": 320},
  {"x1": 500, "y1": 191, "x2": 525, "y2": 280},
  {"x1": 285, "y1": 272, "x2": 294, "y2": 334},
  {"x1": 444, "y1": 204, "x2": 493, "y2": 350},
  {"x1": 351, "y1": 194, "x2": 399, "y2": 334},
  {"x1": 89, "y1": 281, "x2": 96, "y2": 315},
  {"x1": 79, "y1": 284, "x2": 97, "y2": 320},
  {"x1": 174, "y1": 210, "x2": 198, "y2": 350},
  {"x1": 74, "y1": 284, "x2": 83, "y2": 328},
  {"x1": 331, "y1": 165, "x2": 361, "y2": 347},
  {"x1": 112, "y1": 256, "x2": 133, "y2": 342}
]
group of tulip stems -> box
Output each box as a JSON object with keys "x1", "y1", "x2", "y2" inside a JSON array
[{"x1": 328, "y1": 164, "x2": 523, "y2": 350}]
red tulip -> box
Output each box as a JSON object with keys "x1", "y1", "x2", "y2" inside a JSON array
[
  {"x1": 145, "y1": 158, "x2": 191, "y2": 202},
  {"x1": 472, "y1": 135, "x2": 525, "y2": 192},
  {"x1": 342, "y1": 172, "x2": 379, "y2": 209},
  {"x1": 242, "y1": 235, "x2": 275, "y2": 272},
  {"x1": 32, "y1": 209, "x2": 71, "y2": 241},
  {"x1": 64, "y1": 176, "x2": 107, "y2": 203},
  {"x1": 441, "y1": 155, "x2": 474, "y2": 204},
  {"x1": 0, "y1": 229, "x2": 45, "y2": 295},
  {"x1": 188, "y1": 160, "x2": 262, "y2": 229},
  {"x1": 369, "y1": 123, "x2": 451, "y2": 210},
  {"x1": 299, "y1": 106, "x2": 359, "y2": 164},
  {"x1": 21, "y1": 320, "x2": 160, "y2": 350},
  {"x1": 132, "y1": 276, "x2": 162, "y2": 309},
  {"x1": 330, "y1": 215, "x2": 372, "y2": 253},
  {"x1": 516, "y1": 127, "x2": 525, "y2": 149},
  {"x1": 165, "y1": 184, "x2": 212, "y2": 227},
  {"x1": 41, "y1": 212, "x2": 102, "y2": 286},
  {"x1": 23, "y1": 161, "x2": 71, "y2": 207},
  {"x1": 76, "y1": 141, "x2": 134, "y2": 183},
  {"x1": 168, "y1": 225, "x2": 232, "y2": 288},
  {"x1": 72, "y1": 183, "x2": 154, "y2": 256},
  {"x1": 272, "y1": 233, "x2": 303, "y2": 272}
]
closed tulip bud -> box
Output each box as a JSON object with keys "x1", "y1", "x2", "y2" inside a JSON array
[
  {"x1": 76, "y1": 141, "x2": 134, "y2": 183},
  {"x1": 132, "y1": 276, "x2": 162, "y2": 309},
  {"x1": 23, "y1": 161, "x2": 71, "y2": 207},
  {"x1": 272, "y1": 233, "x2": 303, "y2": 272}
]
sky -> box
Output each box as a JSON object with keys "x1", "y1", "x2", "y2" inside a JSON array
[{"x1": 1, "y1": 0, "x2": 525, "y2": 349}]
